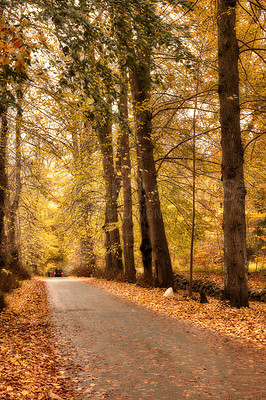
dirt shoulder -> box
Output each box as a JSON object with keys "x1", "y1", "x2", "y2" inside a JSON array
[
  {"x1": 81, "y1": 277, "x2": 266, "y2": 350},
  {"x1": 0, "y1": 279, "x2": 75, "y2": 400}
]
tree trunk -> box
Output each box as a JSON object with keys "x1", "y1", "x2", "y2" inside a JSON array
[
  {"x1": 85, "y1": 42, "x2": 123, "y2": 276},
  {"x1": 130, "y1": 58, "x2": 174, "y2": 288},
  {"x1": 97, "y1": 121, "x2": 123, "y2": 275},
  {"x1": 0, "y1": 82, "x2": 8, "y2": 269},
  {"x1": 103, "y1": 209, "x2": 113, "y2": 273},
  {"x1": 189, "y1": 60, "x2": 201, "y2": 297},
  {"x1": 117, "y1": 65, "x2": 136, "y2": 282},
  {"x1": 8, "y1": 90, "x2": 23, "y2": 273},
  {"x1": 217, "y1": 0, "x2": 249, "y2": 307},
  {"x1": 137, "y1": 150, "x2": 152, "y2": 281},
  {"x1": 71, "y1": 125, "x2": 96, "y2": 276},
  {"x1": 80, "y1": 236, "x2": 95, "y2": 274}
]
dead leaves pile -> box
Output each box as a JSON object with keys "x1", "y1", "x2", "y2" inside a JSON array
[
  {"x1": 0, "y1": 279, "x2": 75, "y2": 400},
  {"x1": 84, "y1": 278, "x2": 266, "y2": 349}
]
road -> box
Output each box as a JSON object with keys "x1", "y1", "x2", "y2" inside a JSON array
[{"x1": 46, "y1": 278, "x2": 265, "y2": 400}]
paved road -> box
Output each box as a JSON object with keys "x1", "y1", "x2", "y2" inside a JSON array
[{"x1": 46, "y1": 278, "x2": 265, "y2": 400}]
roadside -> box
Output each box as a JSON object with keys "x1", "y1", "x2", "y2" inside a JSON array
[
  {"x1": 82, "y1": 277, "x2": 266, "y2": 349},
  {"x1": 0, "y1": 279, "x2": 76, "y2": 400}
]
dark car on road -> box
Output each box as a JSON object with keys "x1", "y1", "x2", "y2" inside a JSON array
[{"x1": 54, "y1": 268, "x2": 63, "y2": 277}]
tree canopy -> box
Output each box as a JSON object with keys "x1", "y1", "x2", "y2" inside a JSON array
[{"x1": 0, "y1": 0, "x2": 265, "y2": 306}]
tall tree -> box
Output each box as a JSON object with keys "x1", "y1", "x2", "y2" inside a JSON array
[
  {"x1": 113, "y1": 1, "x2": 151, "y2": 282},
  {"x1": 217, "y1": 0, "x2": 249, "y2": 307},
  {"x1": 0, "y1": 80, "x2": 8, "y2": 269},
  {"x1": 70, "y1": 122, "x2": 96, "y2": 275},
  {"x1": 8, "y1": 88, "x2": 23, "y2": 274},
  {"x1": 0, "y1": 12, "x2": 17, "y2": 269},
  {"x1": 111, "y1": 0, "x2": 178, "y2": 287},
  {"x1": 189, "y1": 62, "x2": 200, "y2": 297},
  {"x1": 125, "y1": 2, "x2": 175, "y2": 288},
  {"x1": 117, "y1": 58, "x2": 136, "y2": 282},
  {"x1": 96, "y1": 112, "x2": 123, "y2": 275},
  {"x1": 130, "y1": 56, "x2": 174, "y2": 287}
]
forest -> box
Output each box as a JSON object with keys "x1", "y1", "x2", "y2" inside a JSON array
[{"x1": 0, "y1": 0, "x2": 265, "y2": 308}]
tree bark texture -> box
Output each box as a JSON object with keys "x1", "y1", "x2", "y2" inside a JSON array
[
  {"x1": 130, "y1": 59, "x2": 174, "y2": 288},
  {"x1": 117, "y1": 67, "x2": 136, "y2": 283},
  {"x1": 217, "y1": 0, "x2": 249, "y2": 307},
  {"x1": 80, "y1": 236, "x2": 96, "y2": 273},
  {"x1": 0, "y1": 11, "x2": 8, "y2": 269},
  {"x1": 86, "y1": 42, "x2": 123, "y2": 275},
  {"x1": 189, "y1": 59, "x2": 201, "y2": 297},
  {"x1": 8, "y1": 91, "x2": 23, "y2": 274},
  {"x1": 137, "y1": 149, "x2": 152, "y2": 280},
  {"x1": 97, "y1": 122, "x2": 123, "y2": 274},
  {"x1": 0, "y1": 96, "x2": 8, "y2": 269},
  {"x1": 71, "y1": 126, "x2": 96, "y2": 276}
]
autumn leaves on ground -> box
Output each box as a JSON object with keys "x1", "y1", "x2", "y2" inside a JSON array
[
  {"x1": 0, "y1": 280, "x2": 75, "y2": 400},
  {"x1": 0, "y1": 276, "x2": 265, "y2": 399}
]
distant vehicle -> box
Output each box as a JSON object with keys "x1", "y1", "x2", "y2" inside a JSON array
[{"x1": 54, "y1": 268, "x2": 63, "y2": 277}]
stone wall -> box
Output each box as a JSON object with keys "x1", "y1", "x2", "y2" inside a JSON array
[{"x1": 174, "y1": 273, "x2": 266, "y2": 302}]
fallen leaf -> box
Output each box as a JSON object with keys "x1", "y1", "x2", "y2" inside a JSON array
[{"x1": 49, "y1": 392, "x2": 64, "y2": 400}]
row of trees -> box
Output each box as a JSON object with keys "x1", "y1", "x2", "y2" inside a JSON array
[{"x1": 0, "y1": 0, "x2": 265, "y2": 307}]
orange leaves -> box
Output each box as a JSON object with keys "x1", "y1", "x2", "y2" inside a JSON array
[
  {"x1": 12, "y1": 37, "x2": 23, "y2": 50},
  {"x1": 0, "y1": 280, "x2": 76, "y2": 400},
  {"x1": 0, "y1": 22, "x2": 31, "y2": 72},
  {"x1": 0, "y1": 26, "x2": 15, "y2": 36}
]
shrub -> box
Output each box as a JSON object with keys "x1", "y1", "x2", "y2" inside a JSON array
[
  {"x1": 16, "y1": 265, "x2": 32, "y2": 280},
  {"x1": 102, "y1": 270, "x2": 126, "y2": 282},
  {"x1": 91, "y1": 267, "x2": 106, "y2": 279},
  {"x1": 71, "y1": 263, "x2": 96, "y2": 277}
]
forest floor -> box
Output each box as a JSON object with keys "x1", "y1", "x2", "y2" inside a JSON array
[{"x1": 0, "y1": 273, "x2": 265, "y2": 399}]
